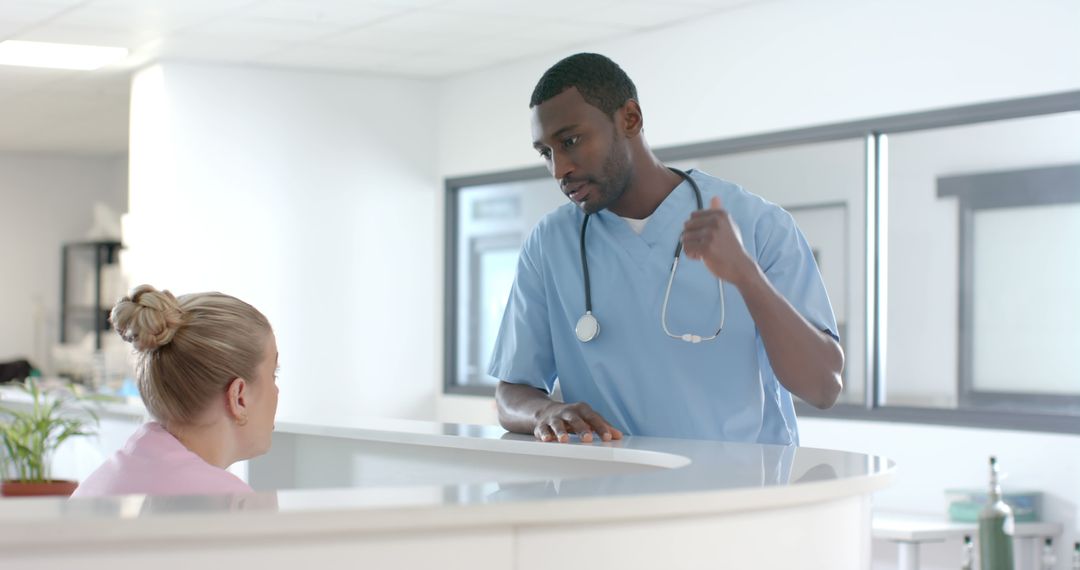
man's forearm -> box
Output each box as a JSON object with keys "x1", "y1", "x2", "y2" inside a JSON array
[
  {"x1": 496, "y1": 381, "x2": 555, "y2": 434},
  {"x1": 733, "y1": 265, "x2": 844, "y2": 409}
]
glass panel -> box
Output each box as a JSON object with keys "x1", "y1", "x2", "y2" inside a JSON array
[
  {"x1": 885, "y1": 111, "x2": 1080, "y2": 409},
  {"x1": 452, "y1": 177, "x2": 565, "y2": 389},
  {"x1": 971, "y1": 204, "x2": 1080, "y2": 396},
  {"x1": 478, "y1": 249, "x2": 519, "y2": 371},
  {"x1": 691, "y1": 138, "x2": 867, "y2": 406}
]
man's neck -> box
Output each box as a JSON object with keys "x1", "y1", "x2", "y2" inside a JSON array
[{"x1": 608, "y1": 158, "x2": 684, "y2": 219}]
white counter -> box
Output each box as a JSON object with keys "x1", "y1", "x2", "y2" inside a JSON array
[{"x1": 0, "y1": 417, "x2": 894, "y2": 569}]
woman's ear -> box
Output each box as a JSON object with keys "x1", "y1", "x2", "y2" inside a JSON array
[{"x1": 226, "y1": 377, "x2": 250, "y2": 426}]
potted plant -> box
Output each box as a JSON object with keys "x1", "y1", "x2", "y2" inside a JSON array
[{"x1": 0, "y1": 378, "x2": 101, "y2": 497}]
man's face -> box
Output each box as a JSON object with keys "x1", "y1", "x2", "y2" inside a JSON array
[{"x1": 531, "y1": 88, "x2": 633, "y2": 215}]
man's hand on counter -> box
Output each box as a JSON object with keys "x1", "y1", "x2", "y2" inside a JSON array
[
  {"x1": 495, "y1": 381, "x2": 623, "y2": 443},
  {"x1": 533, "y1": 401, "x2": 623, "y2": 443}
]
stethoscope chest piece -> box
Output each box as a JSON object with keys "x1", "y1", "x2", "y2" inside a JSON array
[{"x1": 575, "y1": 311, "x2": 599, "y2": 343}]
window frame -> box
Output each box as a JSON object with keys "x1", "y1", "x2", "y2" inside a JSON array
[
  {"x1": 938, "y1": 164, "x2": 1080, "y2": 412},
  {"x1": 444, "y1": 168, "x2": 547, "y2": 397},
  {"x1": 442, "y1": 90, "x2": 1080, "y2": 434},
  {"x1": 464, "y1": 232, "x2": 523, "y2": 389}
]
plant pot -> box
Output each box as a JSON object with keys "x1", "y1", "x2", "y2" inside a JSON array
[{"x1": 1, "y1": 479, "x2": 78, "y2": 498}]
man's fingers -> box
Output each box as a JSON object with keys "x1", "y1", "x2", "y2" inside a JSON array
[
  {"x1": 535, "y1": 403, "x2": 624, "y2": 444},
  {"x1": 582, "y1": 410, "x2": 621, "y2": 442},
  {"x1": 682, "y1": 227, "x2": 714, "y2": 243},
  {"x1": 686, "y1": 211, "x2": 717, "y2": 224},
  {"x1": 537, "y1": 420, "x2": 568, "y2": 443},
  {"x1": 682, "y1": 228, "x2": 713, "y2": 259},
  {"x1": 603, "y1": 424, "x2": 623, "y2": 440},
  {"x1": 549, "y1": 419, "x2": 570, "y2": 443},
  {"x1": 683, "y1": 211, "x2": 726, "y2": 248},
  {"x1": 535, "y1": 424, "x2": 555, "y2": 442},
  {"x1": 689, "y1": 201, "x2": 726, "y2": 217},
  {"x1": 565, "y1": 416, "x2": 594, "y2": 442}
]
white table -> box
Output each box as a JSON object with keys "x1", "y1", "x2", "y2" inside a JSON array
[{"x1": 873, "y1": 511, "x2": 1062, "y2": 570}]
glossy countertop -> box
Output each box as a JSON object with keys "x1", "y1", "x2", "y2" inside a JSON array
[{"x1": 0, "y1": 416, "x2": 895, "y2": 551}]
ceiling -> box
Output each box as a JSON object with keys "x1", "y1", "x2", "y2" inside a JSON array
[{"x1": 0, "y1": 0, "x2": 762, "y2": 154}]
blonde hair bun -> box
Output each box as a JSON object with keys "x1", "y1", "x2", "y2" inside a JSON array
[{"x1": 111, "y1": 285, "x2": 185, "y2": 351}]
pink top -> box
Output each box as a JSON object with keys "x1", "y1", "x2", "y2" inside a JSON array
[{"x1": 72, "y1": 422, "x2": 253, "y2": 498}]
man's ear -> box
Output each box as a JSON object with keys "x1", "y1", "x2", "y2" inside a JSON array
[
  {"x1": 226, "y1": 377, "x2": 249, "y2": 425},
  {"x1": 618, "y1": 99, "x2": 644, "y2": 138}
]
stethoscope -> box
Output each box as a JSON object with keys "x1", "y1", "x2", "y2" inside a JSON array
[{"x1": 575, "y1": 167, "x2": 726, "y2": 344}]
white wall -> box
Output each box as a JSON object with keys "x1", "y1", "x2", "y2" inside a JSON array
[
  {"x1": 437, "y1": 0, "x2": 1080, "y2": 179},
  {"x1": 0, "y1": 152, "x2": 127, "y2": 372},
  {"x1": 125, "y1": 62, "x2": 440, "y2": 425},
  {"x1": 433, "y1": 0, "x2": 1080, "y2": 567}
]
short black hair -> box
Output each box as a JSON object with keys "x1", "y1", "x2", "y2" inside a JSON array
[{"x1": 529, "y1": 53, "x2": 638, "y2": 117}]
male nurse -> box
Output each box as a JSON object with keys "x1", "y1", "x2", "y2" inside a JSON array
[{"x1": 488, "y1": 53, "x2": 843, "y2": 445}]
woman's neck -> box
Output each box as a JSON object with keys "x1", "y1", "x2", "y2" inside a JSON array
[{"x1": 164, "y1": 419, "x2": 235, "y2": 470}]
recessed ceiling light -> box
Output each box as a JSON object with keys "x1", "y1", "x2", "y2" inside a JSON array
[{"x1": 0, "y1": 40, "x2": 129, "y2": 71}]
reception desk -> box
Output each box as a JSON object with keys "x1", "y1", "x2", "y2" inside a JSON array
[{"x1": 0, "y1": 418, "x2": 894, "y2": 569}]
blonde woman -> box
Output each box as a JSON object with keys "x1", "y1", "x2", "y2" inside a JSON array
[{"x1": 72, "y1": 285, "x2": 278, "y2": 497}]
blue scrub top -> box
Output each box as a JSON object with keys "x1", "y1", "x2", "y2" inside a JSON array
[{"x1": 487, "y1": 169, "x2": 838, "y2": 445}]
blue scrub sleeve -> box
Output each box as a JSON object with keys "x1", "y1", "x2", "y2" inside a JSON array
[
  {"x1": 754, "y1": 207, "x2": 840, "y2": 341},
  {"x1": 486, "y1": 230, "x2": 558, "y2": 393}
]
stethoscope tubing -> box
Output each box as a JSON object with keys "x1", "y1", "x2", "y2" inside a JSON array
[{"x1": 576, "y1": 167, "x2": 725, "y2": 343}]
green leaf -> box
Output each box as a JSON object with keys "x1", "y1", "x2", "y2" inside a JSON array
[{"x1": 0, "y1": 378, "x2": 101, "y2": 483}]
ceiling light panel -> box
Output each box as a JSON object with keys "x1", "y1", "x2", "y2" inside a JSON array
[{"x1": 0, "y1": 40, "x2": 129, "y2": 70}]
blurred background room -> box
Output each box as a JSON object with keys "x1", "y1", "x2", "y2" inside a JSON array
[{"x1": 0, "y1": 0, "x2": 1077, "y2": 568}]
